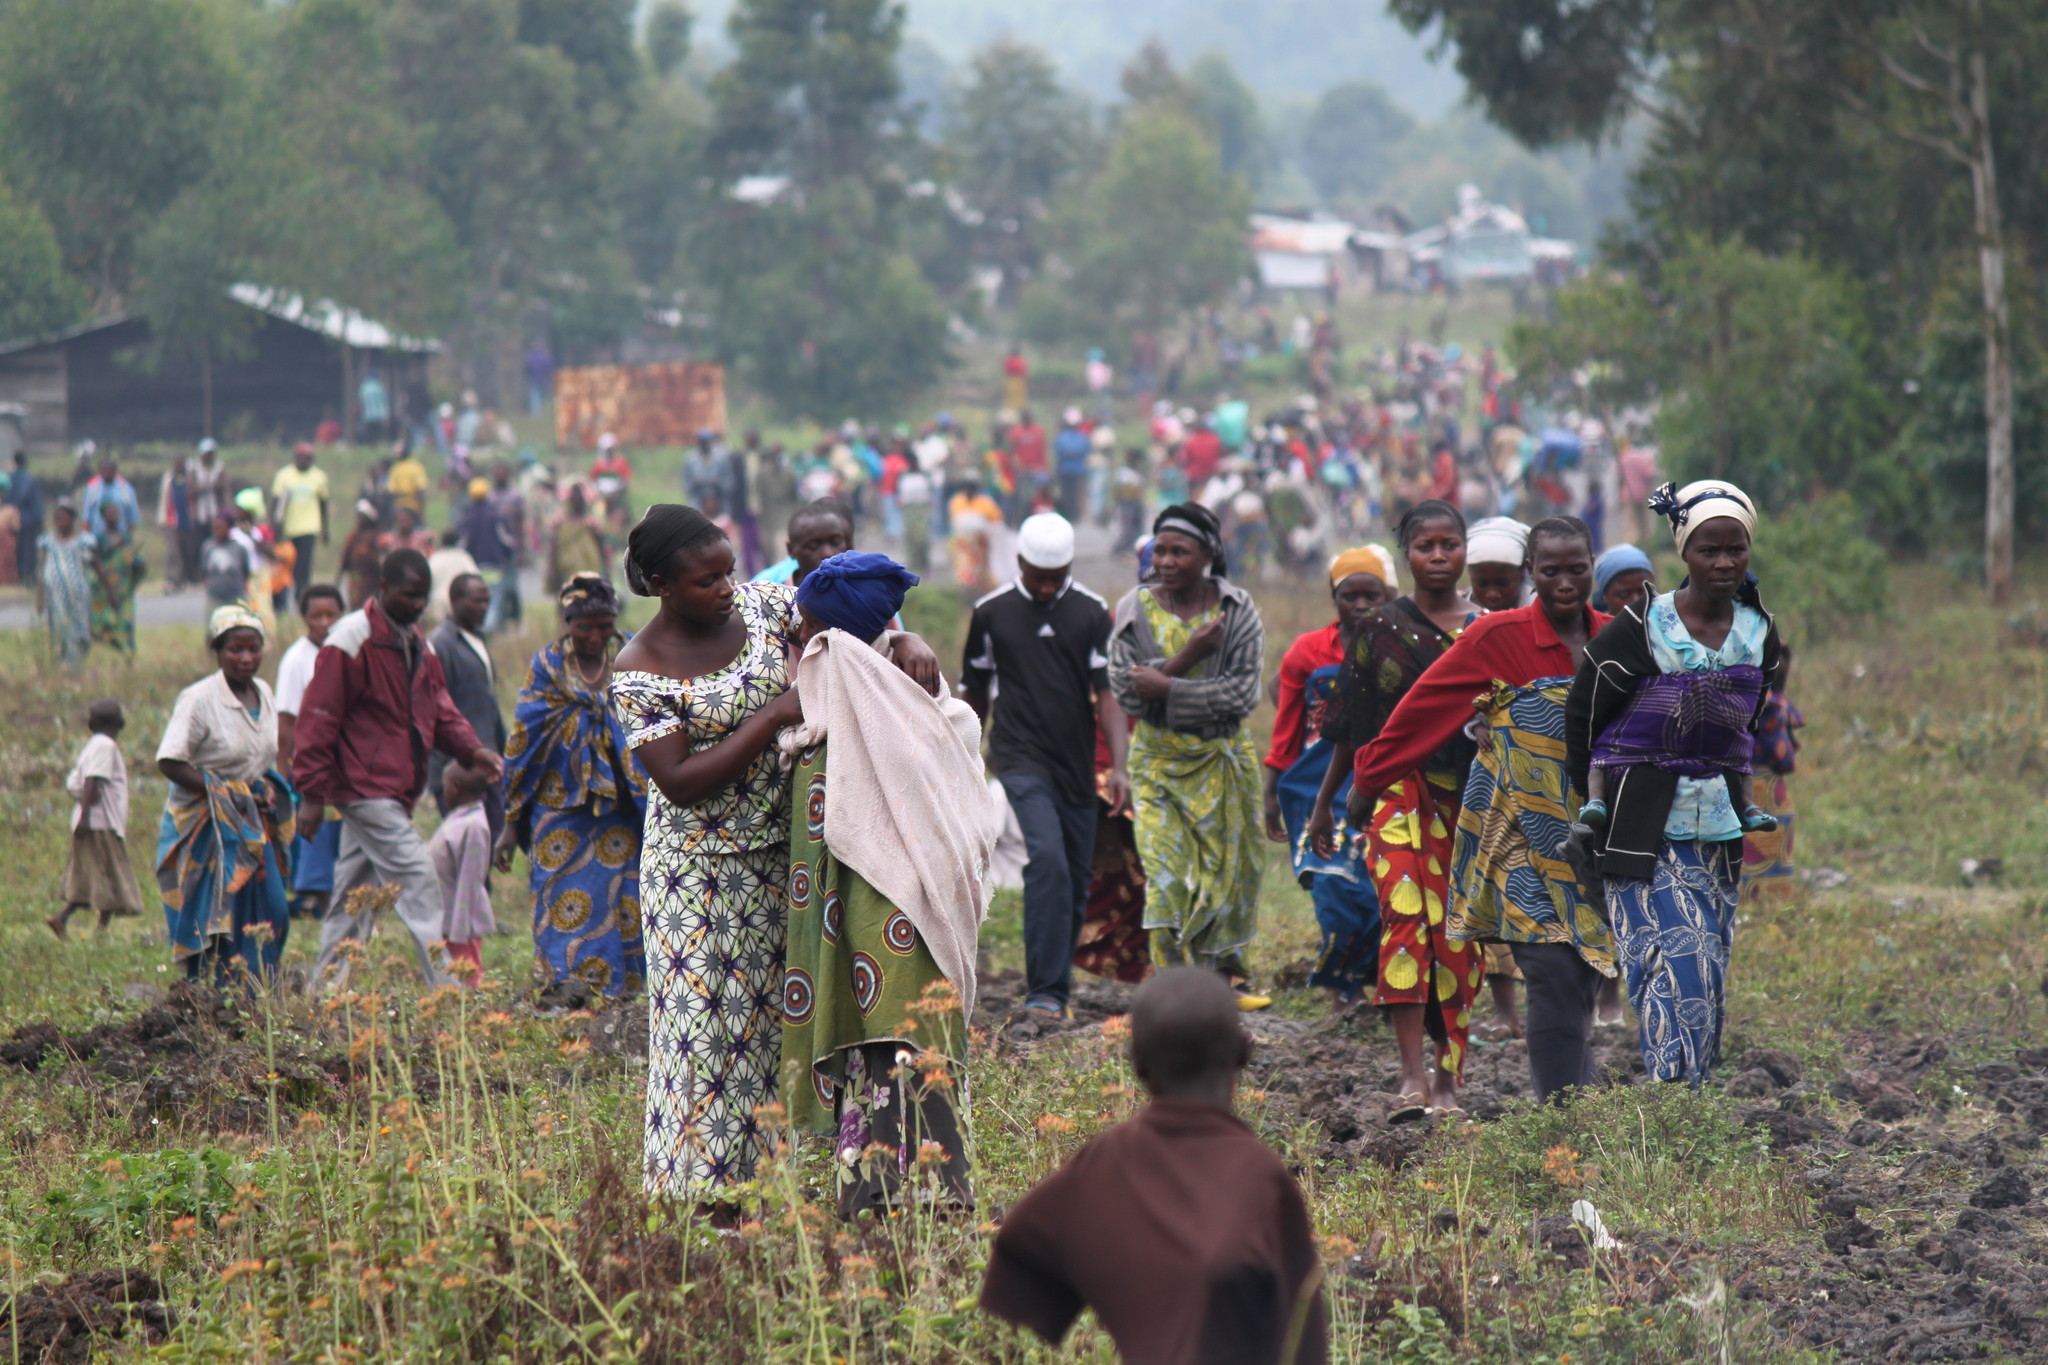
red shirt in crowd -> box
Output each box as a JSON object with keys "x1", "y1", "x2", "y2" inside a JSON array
[
  {"x1": 1352, "y1": 601, "x2": 1610, "y2": 800},
  {"x1": 1181, "y1": 428, "x2": 1225, "y2": 485},
  {"x1": 1011, "y1": 421, "x2": 1048, "y2": 475},
  {"x1": 1264, "y1": 622, "x2": 1345, "y2": 772},
  {"x1": 293, "y1": 596, "x2": 483, "y2": 810}
]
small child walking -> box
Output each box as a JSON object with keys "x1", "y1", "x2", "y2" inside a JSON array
[
  {"x1": 981, "y1": 968, "x2": 1328, "y2": 1362},
  {"x1": 50, "y1": 698, "x2": 143, "y2": 937},
  {"x1": 426, "y1": 760, "x2": 497, "y2": 985}
]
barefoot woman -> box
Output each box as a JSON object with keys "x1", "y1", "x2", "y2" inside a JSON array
[{"x1": 1307, "y1": 500, "x2": 1479, "y2": 1116}]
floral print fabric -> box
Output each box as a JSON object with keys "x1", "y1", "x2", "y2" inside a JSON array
[
  {"x1": 506, "y1": 636, "x2": 647, "y2": 995},
  {"x1": 613, "y1": 581, "x2": 797, "y2": 1195},
  {"x1": 1127, "y1": 589, "x2": 1264, "y2": 973}
]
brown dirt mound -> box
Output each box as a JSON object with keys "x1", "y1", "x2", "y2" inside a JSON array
[{"x1": 0, "y1": 1269, "x2": 173, "y2": 1364}]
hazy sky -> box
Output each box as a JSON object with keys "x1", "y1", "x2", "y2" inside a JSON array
[{"x1": 680, "y1": 0, "x2": 1468, "y2": 118}]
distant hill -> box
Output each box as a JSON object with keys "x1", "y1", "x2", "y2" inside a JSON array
[{"x1": 686, "y1": 0, "x2": 1468, "y2": 117}]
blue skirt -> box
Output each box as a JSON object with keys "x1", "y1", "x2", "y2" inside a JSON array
[
  {"x1": 1277, "y1": 731, "x2": 1380, "y2": 1000},
  {"x1": 291, "y1": 821, "x2": 340, "y2": 894},
  {"x1": 1606, "y1": 839, "x2": 1738, "y2": 1085}
]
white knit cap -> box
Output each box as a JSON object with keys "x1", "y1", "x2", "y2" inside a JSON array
[
  {"x1": 1017, "y1": 512, "x2": 1076, "y2": 569},
  {"x1": 1466, "y1": 516, "x2": 1530, "y2": 566}
]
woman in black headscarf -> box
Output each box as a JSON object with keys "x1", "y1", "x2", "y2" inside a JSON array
[{"x1": 1106, "y1": 504, "x2": 1270, "y2": 1003}]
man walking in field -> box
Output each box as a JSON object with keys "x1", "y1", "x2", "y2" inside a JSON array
[{"x1": 294, "y1": 549, "x2": 503, "y2": 987}]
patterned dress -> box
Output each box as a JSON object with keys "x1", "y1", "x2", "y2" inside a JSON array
[
  {"x1": 781, "y1": 741, "x2": 971, "y2": 1216},
  {"x1": 1075, "y1": 721, "x2": 1150, "y2": 983},
  {"x1": 38, "y1": 530, "x2": 94, "y2": 671},
  {"x1": 611, "y1": 582, "x2": 796, "y2": 1195},
  {"x1": 89, "y1": 527, "x2": 143, "y2": 655},
  {"x1": 505, "y1": 636, "x2": 647, "y2": 996},
  {"x1": 1127, "y1": 590, "x2": 1265, "y2": 975},
  {"x1": 1448, "y1": 680, "x2": 1614, "y2": 974},
  {"x1": 1343, "y1": 599, "x2": 1481, "y2": 1082}
]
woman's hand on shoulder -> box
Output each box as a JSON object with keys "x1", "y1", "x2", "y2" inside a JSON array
[{"x1": 885, "y1": 633, "x2": 941, "y2": 695}]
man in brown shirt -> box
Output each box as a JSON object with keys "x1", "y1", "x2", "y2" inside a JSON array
[{"x1": 980, "y1": 969, "x2": 1329, "y2": 1364}]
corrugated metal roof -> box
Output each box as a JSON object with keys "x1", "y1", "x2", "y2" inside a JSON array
[
  {"x1": 0, "y1": 286, "x2": 437, "y2": 359},
  {"x1": 228, "y1": 285, "x2": 438, "y2": 352}
]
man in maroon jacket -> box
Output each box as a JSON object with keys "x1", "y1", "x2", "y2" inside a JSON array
[{"x1": 296, "y1": 549, "x2": 504, "y2": 986}]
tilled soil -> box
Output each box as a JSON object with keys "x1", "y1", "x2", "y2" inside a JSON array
[
  {"x1": 0, "y1": 981, "x2": 420, "y2": 1135},
  {"x1": 0, "y1": 1269, "x2": 174, "y2": 1364},
  {"x1": 977, "y1": 970, "x2": 2048, "y2": 1362}
]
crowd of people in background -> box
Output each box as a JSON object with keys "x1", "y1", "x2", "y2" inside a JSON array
[{"x1": 25, "y1": 336, "x2": 1810, "y2": 1365}]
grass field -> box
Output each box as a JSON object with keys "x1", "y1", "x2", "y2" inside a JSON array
[{"x1": 0, "y1": 551, "x2": 2045, "y2": 1362}]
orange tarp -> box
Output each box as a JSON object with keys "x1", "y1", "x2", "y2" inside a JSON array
[{"x1": 554, "y1": 363, "x2": 727, "y2": 449}]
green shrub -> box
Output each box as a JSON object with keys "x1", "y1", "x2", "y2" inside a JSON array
[
  {"x1": 45, "y1": 1147, "x2": 250, "y2": 1242},
  {"x1": 1753, "y1": 493, "x2": 1888, "y2": 643}
]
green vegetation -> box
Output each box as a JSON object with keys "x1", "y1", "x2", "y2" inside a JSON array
[{"x1": 0, "y1": 565, "x2": 2042, "y2": 1361}]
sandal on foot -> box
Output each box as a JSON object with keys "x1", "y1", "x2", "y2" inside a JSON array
[{"x1": 1388, "y1": 1092, "x2": 1429, "y2": 1123}]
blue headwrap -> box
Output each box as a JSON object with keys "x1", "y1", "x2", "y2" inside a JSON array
[
  {"x1": 1593, "y1": 543, "x2": 1654, "y2": 610},
  {"x1": 795, "y1": 551, "x2": 919, "y2": 641}
]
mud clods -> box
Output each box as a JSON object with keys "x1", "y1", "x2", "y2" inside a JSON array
[{"x1": 0, "y1": 1269, "x2": 173, "y2": 1365}]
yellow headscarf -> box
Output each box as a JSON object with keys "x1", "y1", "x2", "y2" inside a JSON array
[
  {"x1": 1328, "y1": 544, "x2": 1399, "y2": 593},
  {"x1": 207, "y1": 603, "x2": 267, "y2": 649}
]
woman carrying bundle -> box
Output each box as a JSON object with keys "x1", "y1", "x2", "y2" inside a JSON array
[
  {"x1": 1566, "y1": 481, "x2": 1781, "y2": 1086},
  {"x1": 778, "y1": 552, "x2": 990, "y2": 1215},
  {"x1": 1339, "y1": 517, "x2": 1617, "y2": 1104}
]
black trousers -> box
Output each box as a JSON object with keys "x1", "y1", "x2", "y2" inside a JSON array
[
  {"x1": 1002, "y1": 772, "x2": 1096, "y2": 1010},
  {"x1": 1509, "y1": 941, "x2": 1604, "y2": 1103}
]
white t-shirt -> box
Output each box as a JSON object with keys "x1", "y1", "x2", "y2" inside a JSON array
[
  {"x1": 897, "y1": 470, "x2": 933, "y2": 506},
  {"x1": 66, "y1": 732, "x2": 128, "y2": 833},
  {"x1": 157, "y1": 672, "x2": 279, "y2": 806},
  {"x1": 274, "y1": 635, "x2": 320, "y2": 717},
  {"x1": 913, "y1": 433, "x2": 950, "y2": 475}
]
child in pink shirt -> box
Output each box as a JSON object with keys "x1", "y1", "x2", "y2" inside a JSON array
[{"x1": 427, "y1": 762, "x2": 497, "y2": 985}]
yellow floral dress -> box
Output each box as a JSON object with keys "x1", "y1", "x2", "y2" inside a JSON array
[{"x1": 1127, "y1": 589, "x2": 1265, "y2": 974}]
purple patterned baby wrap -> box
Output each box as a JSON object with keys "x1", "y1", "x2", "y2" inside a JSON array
[{"x1": 1591, "y1": 665, "x2": 1765, "y2": 777}]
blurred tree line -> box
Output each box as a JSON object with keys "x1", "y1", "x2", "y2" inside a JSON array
[
  {"x1": 0, "y1": 0, "x2": 1641, "y2": 427},
  {"x1": 0, "y1": 0, "x2": 1306, "y2": 424},
  {"x1": 1397, "y1": 0, "x2": 2048, "y2": 596}
]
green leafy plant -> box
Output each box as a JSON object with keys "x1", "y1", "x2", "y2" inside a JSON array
[{"x1": 46, "y1": 1147, "x2": 247, "y2": 1242}]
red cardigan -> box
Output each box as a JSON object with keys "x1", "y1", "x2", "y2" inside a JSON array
[
  {"x1": 1352, "y1": 602, "x2": 1609, "y2": 802},
  {"x1": 1263, "y1": 623, "x2": 1345, "y2": 772},
  {"x1": 293, "y1": 596, "x2": 483, "y2": 810}
]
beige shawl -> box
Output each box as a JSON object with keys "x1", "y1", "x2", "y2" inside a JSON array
[{"x1": 780, "y1": 629, "x2": 993, "y2": 1015}]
